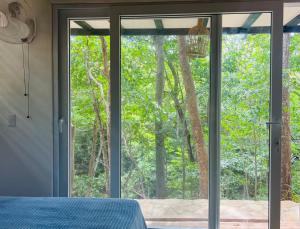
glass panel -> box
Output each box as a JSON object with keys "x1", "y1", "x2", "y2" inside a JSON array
[
  {"x1": 220, "y1": 13, "x2": 271, "y2": 228},
  {"x1": 281, "y1": 4, "x2": 300, "y2": 228},
  {"x1": 121, "y1": 16, "x2": 210, "y2": 228},
  {"x1": 69, "y1": 19, "x2": 110, "y2": 197}
]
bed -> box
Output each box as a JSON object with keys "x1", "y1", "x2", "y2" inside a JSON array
[{"x1": 0, "y1": 197, "x2": 147, "y2": 229}]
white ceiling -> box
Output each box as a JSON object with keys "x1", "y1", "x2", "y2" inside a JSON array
[
  {"x1": 70, "y1": 6, "x2": 300, "y2": 30},
  {"x1": 284, "y1": 6, "x2": 300, "y2": 24}
]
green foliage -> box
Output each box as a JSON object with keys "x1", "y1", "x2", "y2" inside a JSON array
[
  {"x1": 289, "y1": 34, "x2": 300, "y2": 202},
  {"x1": 72, "y1": 175, "x2": 108, "y2": 197},
  {"x1": 70, "y1": 33, "x2": 300, "y2": 203},
  {"x1": 221, "y1": 34, "x2": 270, "y2": 200}
]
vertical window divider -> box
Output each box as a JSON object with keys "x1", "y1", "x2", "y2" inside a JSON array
[
  {"x1": 209, "y1": 14, "x2": 222, "y2": 229},
  {"x1": 58, "y1": 11, "x2": 70, "y2": 197},
  {"x1": 269, "y1": 4, "x2": 283, "y2": 229},
  {"x1": 110, "y1": 10, "x2": 121, "y2": 198}
]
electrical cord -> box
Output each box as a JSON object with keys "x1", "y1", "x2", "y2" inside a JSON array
[
  {"x1": 26, "y1": 43, "x2": 30, "y2": 119},
  {"x1": 21, "y1": 43, "x2": 31, "y2": 119}
]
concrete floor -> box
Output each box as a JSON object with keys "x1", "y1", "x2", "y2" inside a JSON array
[{"x1": 137, "y1": 199, "x2": 300, "y2": 229}]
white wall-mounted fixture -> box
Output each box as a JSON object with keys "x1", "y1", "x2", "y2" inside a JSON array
[{"x1": 0, "y1": 1, "x2": 36, "y2": 44}]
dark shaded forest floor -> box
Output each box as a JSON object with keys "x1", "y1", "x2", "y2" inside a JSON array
[{"x1": 137, "y1": 199, "x2": 300, "y2": 229}]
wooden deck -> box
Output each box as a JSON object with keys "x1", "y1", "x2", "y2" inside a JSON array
[{"x1": 137, "y1": 199, "x2": 300, "y2": 228}]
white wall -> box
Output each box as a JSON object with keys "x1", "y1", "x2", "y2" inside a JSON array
[{"x1": 0, "y1": 0, "x2": 52, "y2": 196}]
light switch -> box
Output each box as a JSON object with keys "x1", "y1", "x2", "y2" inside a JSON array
[{"x1": 8, "y1": 114, "x2": 16, "y2": 127}]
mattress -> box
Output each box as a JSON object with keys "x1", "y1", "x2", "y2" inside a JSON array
[{"x1": 0, "y1": 197, "x2": 147, "y2": 229}]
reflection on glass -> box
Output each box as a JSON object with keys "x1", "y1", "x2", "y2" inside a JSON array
[
  {"x1": 220, "y1": 13, "x2": 271, "y2": 229},
  {"x1": 69, "y1": 19, "x2": 110, "y2": 197},
  {"x1": 121, "y1": 16, "x2": 210, "y2": 228}
]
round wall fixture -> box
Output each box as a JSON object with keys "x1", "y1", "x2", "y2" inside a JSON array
[
  {"x1": 0, "y1": 11, "x2": 8, "y2": 28},
  {"x1": 0, "y1": 2, "x2": 36, "y2": 44}
]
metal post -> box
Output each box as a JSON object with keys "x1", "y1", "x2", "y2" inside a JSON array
[
  {"x1": 110, "y1": 11, "x2": 121, "y2": 198},
  {"x1": 209, "y1": 14, "x2": 222, "y2": 229},
  {"x1": 269, "y1": 3, "x2": 283, "y2": 229},
  {"x1": 57, "y1": 11, "x2": 70, "y2": 197}
]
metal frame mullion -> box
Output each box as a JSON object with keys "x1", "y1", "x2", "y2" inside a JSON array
[
  {"x1": 209, "y1": 14, "x2": 222, "y2": 229},
  {"x1": 269, "y1": 3, "x2": 283, "y2": 229},
  {"x1": 56, "y1": 10, "x2": 70, "y2": 197},
  {"x1": 110, "y1": 11, "x2": 121, "y2": 198}
]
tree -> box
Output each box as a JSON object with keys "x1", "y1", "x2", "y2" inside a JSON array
[
  {"x1": 154, "y1": 35, "x2": 167, "y2": 198},
  {"x1": 178, "y1": 36, "x2": 209, "y2": 198},
  {"x1": 281, "y1": 33, "x2": 292, "y2": 200},
  {"x1": 100, "y1": 36, "x2": 111, "y2": 195},
  {"x1": 165, "y1": 53, "x2": 195, "y2": 163},
  {"x1": 70, "y1": 32, "x2": 300, "y2": 203},
  {"x1": 84, "y1": 37, "x2": 110, "y2": 195}
]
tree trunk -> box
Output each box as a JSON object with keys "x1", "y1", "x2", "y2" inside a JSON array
[
  {"x1": 88, "y1": 119, "x2": 98, "y2": 177},
  {"x1": 165, "y1": 61, "x2": 189, "y2": 198},
  {"x1": 178, "y1": 36, "x2": 209, "y2": 199},
  {"x1": 154, "y1": 35, "x2": 167, "y2": 198},
  {"x1": 84, "y1": 38, "x2": 109, "y2": 195},
  {"x1": 100, "y1": 36, "x2": 111, "y2": 195},
  {"x1": 253, "y1": 124, "x2": 258, "y2": 200},
  {"x1": 166, "y1": 56, "x2": 195, "y2": 162},
  {"x1": 281, "y1": 33, "x2": 292, "y2": 200}
]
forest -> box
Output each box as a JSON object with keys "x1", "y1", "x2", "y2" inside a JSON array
[{"x1": 69, "y1": 23, "x2": 300, "y2": 204}]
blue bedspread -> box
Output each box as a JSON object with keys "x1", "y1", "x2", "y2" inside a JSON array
[{"x1": 0, "y1": 197, "x2": 147, "y2": 229}]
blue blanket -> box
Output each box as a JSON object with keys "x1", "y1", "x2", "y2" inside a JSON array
[{"x1": 0, "y1": 197, "x2": 147, "y2": 229}]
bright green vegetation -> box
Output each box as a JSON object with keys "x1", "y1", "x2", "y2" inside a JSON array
[{"x1": 70, "y1": 33, "x2": 300, "y2": 202}]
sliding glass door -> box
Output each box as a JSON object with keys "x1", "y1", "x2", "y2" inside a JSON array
[
  {"x1": 55, "y1": 2, "x2": 283, "y2": 228},
  {"x1": 220, "y1": 13, "x2": 271, "y2": 228},
  {"x1": 120, "y1": 16, "x2": 211, "y2": 228}
]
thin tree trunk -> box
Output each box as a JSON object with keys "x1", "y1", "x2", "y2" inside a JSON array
[
  {"x1": 242, "y1": 148, "x2": 249, "y2": 199},
  {"x1": 94, "y1": 136, "x2": 103, "y2": 177},
  {"x1": 281, "y1": 33, "x2": 292, "y2": 200},
  {"x1": 85, "y1": 66, "x2": 109, "y2": 192},
  {"x1": 122, "y1": 132, "x2": 147, "y2": 198},
  {"x1": 154, "y1": 35, "x2": 167, "y2": 198},
  {"x1": 178, "y1": 36, "x2": 209, "y2": 199},
  {"x1": 84, "y1": 38, "x2": 109, "y2": 195},
  {"x1": 181, "y1": 139, "x2": 186, "y2": 199},
  {"x1": 100, "y1": 36, "x2": 111, "y2": 195},
  {"x1": 166, "y1": 57, "x2": 195, "y2": 162},
  {"x1": 165, "y1": 67, "x2": 188, "y2": 198},
  {"x1": 88, "y1": 119, "x2": 98, "y2": 177},
  {"x1": 253, "y1": 124, "x2": 258, "y2": 200},
  {"x1": 254, "y1": 149, "x2": 258, "y2": 200},
  {"x1": 244, "y1": 172, "x2": 249, "y2": 199}
]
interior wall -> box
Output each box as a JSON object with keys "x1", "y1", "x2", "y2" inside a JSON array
[{"x1": 0, "y1": 0, "x2": 52, "y2": 196}]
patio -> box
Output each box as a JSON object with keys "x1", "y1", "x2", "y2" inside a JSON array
[{"x1": 137, "y1": 199, "x2": 300, "y2": 229}]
